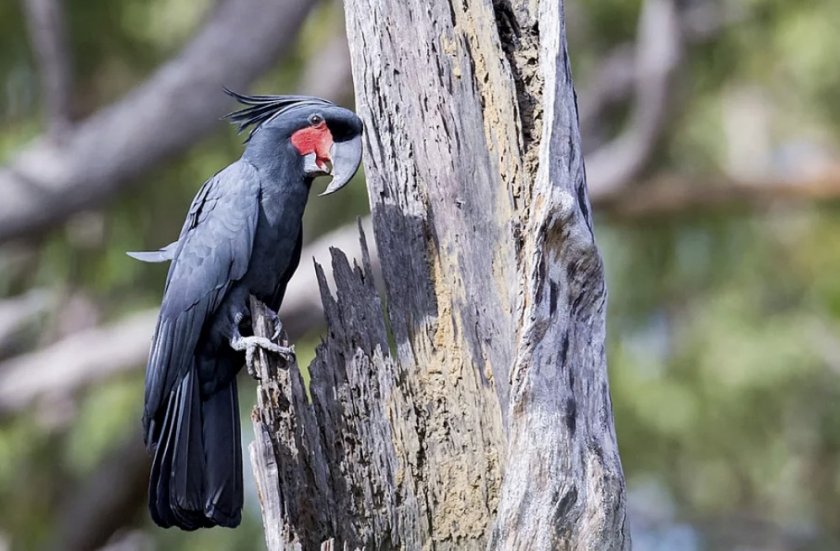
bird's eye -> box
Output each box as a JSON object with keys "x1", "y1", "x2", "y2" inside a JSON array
[{"x1": 309, "y1": 114, "x2": 323, "y2": 126}]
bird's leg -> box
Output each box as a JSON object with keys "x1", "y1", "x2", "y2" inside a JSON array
[{"x1": 229, "y1": 312, "x2": 295, "y2": 378}]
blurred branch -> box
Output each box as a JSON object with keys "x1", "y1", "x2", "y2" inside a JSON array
[
  {"x1": 692, "y1": 513, "x2": 819, "y2": 550},
  {"x1": 0, "y1": 288, "x2": 53, "y2": 356},
  {"x1": 578, "y1": 44, "x2": 635, "y2": 145},
  {"x1": 594, "y1": 163, "x2": 840, "y2": 218},
  {"x1": 96, "y1": 531, "x2": 152, "y2": 551},
  {"x1": 0, "y1": 218, "x2": 377, "y2": 418},
  {"x1": 22, "y1": 0, "x2": 73, "y2": 135},
  {"x1": 297, "y1": 16, "x2": 354, "y2": 103},
  {"x1": 0, "y1": 0, "x2": 316, "y2": 244},
  {"x1": 579, "y1": 0, "x2": 737, "y2": 143},
  {"x1": 586, "y1": 0, "x2": 682, "y2": 196},
  {"x1": 0, "y1": 310, "x2": 157, "y2": 418},
  {"x1": 52, "y1": 435, "x2": 149, "y2": 551},
  {"x1": 578, "y1": 0, "x2": 822, "y2": 214}
]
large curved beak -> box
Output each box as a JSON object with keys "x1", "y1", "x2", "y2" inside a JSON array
[{"x1": 319, "y1": 135, "x2": 363, "y2": 196}]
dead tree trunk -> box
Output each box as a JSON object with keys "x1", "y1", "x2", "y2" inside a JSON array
[{"x1": 249, "y1": 0, "x2": 630, "y2": 549}]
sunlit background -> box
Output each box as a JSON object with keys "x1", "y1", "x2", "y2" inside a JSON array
[{"x1": 0, "y1": 0, "x2": 838, "y2": 549}]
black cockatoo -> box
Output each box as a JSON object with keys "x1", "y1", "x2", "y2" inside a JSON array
[{"x1": 128, "y1": 90, "x2": 363, "y2": 530}]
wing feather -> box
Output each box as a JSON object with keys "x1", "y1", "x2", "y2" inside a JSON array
[{"x1": 143, "y1": 161, "x2": 260, "y2": 446}]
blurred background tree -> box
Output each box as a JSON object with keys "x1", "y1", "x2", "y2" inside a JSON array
[{"x1": 0, "y1": 0, "x2": 838, "y2": 549}]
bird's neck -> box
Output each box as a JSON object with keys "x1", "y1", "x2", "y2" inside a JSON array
[
  {"x1": 241, "y1": 152, "x2": 310, "y2": 226},
  {"x1": 263, "y1": 180, "x2": 311, "y2": 232},
  {"x1": 264, "y1": 179, "x2": 310, "y2": 223}
]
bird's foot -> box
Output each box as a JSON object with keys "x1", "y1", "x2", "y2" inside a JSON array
[{"x1": 230, "y1": 335, "x2": 295, "y2": 378}]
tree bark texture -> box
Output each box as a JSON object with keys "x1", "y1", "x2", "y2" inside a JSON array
[{"x1": 250, "y1": 0, "x2": 629, "y2": 549}]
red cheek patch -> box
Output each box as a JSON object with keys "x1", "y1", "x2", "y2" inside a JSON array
[{"x1": 291, "y1": 122, "x2": 334, "y2": 168}]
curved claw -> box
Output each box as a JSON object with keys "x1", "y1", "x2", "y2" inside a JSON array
[
  {"x1": 230, "y1": 334, "x2": 295, "y2": 380},
  {"x1": 263, "y1": 308, "x2": 284, "y2": 342}
]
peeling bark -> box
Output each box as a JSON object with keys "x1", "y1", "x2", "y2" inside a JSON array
[{"x1": 251, "y1": 0, "x2": 629, "y2": 549}]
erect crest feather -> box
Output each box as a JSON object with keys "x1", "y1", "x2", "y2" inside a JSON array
[{"x1": 222, "y1": 88, "x2": 334, "y2": 141}]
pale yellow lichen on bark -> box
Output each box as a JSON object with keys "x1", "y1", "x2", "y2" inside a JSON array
[
  {"x1": 451, "y1": 3, "x2": 524, "y2": 217},
  {"x1": 412, "y1": 235, "x2": 505, "y2": 544}
]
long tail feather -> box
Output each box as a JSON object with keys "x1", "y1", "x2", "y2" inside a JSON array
[{"x1": 148, "y1": 365, "x2": 242, "y2": 530}]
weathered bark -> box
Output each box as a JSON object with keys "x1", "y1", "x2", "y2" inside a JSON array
[{"x1": 250, "y1": 0, "x2": 629, "y2": 549}]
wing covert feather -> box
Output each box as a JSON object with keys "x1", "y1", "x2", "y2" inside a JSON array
[{"x1": 143, "y1": 161, "x2": 261, "y2": 444}]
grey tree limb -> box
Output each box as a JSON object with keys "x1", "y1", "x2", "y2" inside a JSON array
[
  {"x1": 297, "y1": 16, "x2": 354, "y2": 104},
  {"x1": 250, "y1": 0, "x2": 629, "y2": 548},
  {"x1": 585, "y1": 0, "x2": 681, "y2": 196},
  {"x1": 490, "y1": 0, "x2": 628, "y2": 546},
  {"x1": 22, "y1": 0, "x2": 73, "y2": 135},
  {"x1": 0, "y1": 309, "x2": 157, "y2": 419},
  {"x1": 598, "y1": 163, "x2": 840, "y2": 218},
  {"x1": 0, "y1": 218, "x2": 376, "y2": 418},
  {"x1": 579, "y1": 0, "x2": 737, "y2": 147},
  {"x1": 0, "y1": 0, "x2": 315, "y2": 243},
  {"x1": 0, "y1": 288, "x2": 54, "y2": 357}
]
